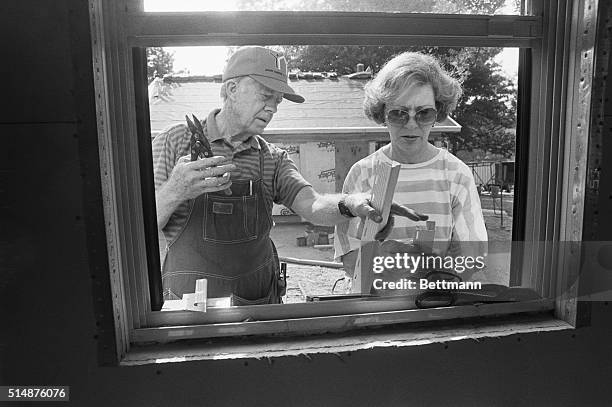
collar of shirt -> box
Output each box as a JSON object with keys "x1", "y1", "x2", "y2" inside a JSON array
[{"x1": 205, "y1": 108, "x2": 261, "y2": 154}]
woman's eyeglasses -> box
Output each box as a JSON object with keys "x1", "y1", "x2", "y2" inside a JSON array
[{"x1": 385, "y1": 107, "x2": 437, "y2": 128}]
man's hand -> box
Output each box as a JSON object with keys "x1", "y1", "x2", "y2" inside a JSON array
[
  {"x1": 290, "y1": 188, "x2": 427, "y2": 228},
  {"x1": 164, "y1": 155, "x2": 236, "y2": 201},
  {"x1": 344, "y1": 193, "x2": 428, "y2": 224},
  {"x1": 156, "y1": 155, "x2": 236, "y2": 229}
]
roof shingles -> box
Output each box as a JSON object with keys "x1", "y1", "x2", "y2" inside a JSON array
[{"x1": 149, "y1": 77, "x2": 459, "y2": 133}]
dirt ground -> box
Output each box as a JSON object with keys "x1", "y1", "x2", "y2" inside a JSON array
[
  {"x1": 272, "y1": 192, "x2": 514, "y2": 303},
  {"x1": 271, "y1": 223, "x2": 346, "y2": 303},
  {"x1": 479, "y1": 191, "x2": 514, "y2": 241}
]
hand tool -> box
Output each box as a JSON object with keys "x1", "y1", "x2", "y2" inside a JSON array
[{"x1": 186, "y1": 114, "x2": 232, "y2": 195}]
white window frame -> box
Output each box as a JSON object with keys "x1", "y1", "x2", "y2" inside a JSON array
[{"x1": 89, "y1": 0, "x2": 597, "y2": 363}]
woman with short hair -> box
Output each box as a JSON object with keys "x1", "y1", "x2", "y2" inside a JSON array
[{"x1": 334, "y1": 52, "x2": 488, "y2": 282}]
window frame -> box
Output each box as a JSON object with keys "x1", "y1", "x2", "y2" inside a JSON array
[{"x1": 89, "y1": 0, "x2": 596, "y2": 363}]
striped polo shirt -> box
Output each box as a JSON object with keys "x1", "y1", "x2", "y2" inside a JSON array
[
  {"x1": 334, "y1": 147, "x2": 488, "y2": 259},
  {"x1": 152, "y1": 109, "x2": 311, "y2": 245}
]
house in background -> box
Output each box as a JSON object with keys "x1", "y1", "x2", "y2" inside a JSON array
[{"x1": 148, "y1": 68, "x2": 461, "y2": 215}]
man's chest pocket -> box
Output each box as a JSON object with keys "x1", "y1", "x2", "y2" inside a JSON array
[{"x1": 203, "y1": 194, "x2": 259, "y2": 244}]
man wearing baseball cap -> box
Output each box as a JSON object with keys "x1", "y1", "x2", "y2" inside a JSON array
[
  {"x1": 223, "y1": 46, "x2": 305, "y2": 103},
  {"x1": 152, "y1": 46, "x2": 426, "y2": 305}
]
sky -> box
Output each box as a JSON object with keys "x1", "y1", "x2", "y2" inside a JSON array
[{"x1": 146, "y1": 0, "x2": 520, "y2": 81}]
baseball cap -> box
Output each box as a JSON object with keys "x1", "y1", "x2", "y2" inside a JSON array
[{"x1": 223, "y1": 46, "x2": 305, "y2": 103}]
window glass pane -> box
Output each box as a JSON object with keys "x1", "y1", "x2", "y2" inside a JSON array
[
  {"x1": 144, "y1": 0, "x2": 525, "y2": 15},
  {"x1": 147, "y1": 45, "x2": 520, "y2": 307}
]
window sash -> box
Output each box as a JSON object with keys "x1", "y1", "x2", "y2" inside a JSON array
[
  {"x1": 89, "y1": 0, "x2": 594, "y2": 354},
  {"x1": 125, "y1": 12, "x2": 542, "y2": 47},
  {"x1": 135, "y1": 299, "x2": 554, "y2": 343}
]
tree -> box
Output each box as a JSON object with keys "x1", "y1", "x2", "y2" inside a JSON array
[
  {"x1": 234, "y1": 0, "x2": 518, "y2": 158},
  {"x1": 446, "y1": 47, "x2": 517, "y2": 158},
  {"x1": 146, "y1": 47, "x2": 175, "y2": 82}
]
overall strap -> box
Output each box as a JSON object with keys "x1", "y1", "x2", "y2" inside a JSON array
[
  {"x1": 258, "y1": 136, "x2": 265, "y2": 178},
  {"x1": 256, "y1": 136, "x2": 273, "y2": 205}
]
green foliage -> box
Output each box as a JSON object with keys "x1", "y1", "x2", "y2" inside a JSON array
[{"x1": 146, "y1": 47, "x2": 174, "y2": 82}]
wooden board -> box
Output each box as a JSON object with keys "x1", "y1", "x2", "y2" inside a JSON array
[{"x1": 351, "y1": 161, "x2": 400, "y2": 293}]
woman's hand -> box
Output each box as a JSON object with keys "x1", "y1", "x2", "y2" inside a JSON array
[
  {"x1": 390, "y1": 202, "x2": 429, "y2": 222},
  {"x1": 376, "y1": 204, "x2": 429, "y2": 241}
]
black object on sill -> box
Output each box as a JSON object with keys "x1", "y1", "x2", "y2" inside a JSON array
[
  {"x1": 306, "y1": 294, "x2": 377, "y2": 301},
  {"x1": 416, "y1": 284, "x2": 541, "y2": 309}
]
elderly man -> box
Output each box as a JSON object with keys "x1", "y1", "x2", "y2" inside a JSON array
[{"x1": 153, "y1": 46, "x2": 425, "y2": 305}]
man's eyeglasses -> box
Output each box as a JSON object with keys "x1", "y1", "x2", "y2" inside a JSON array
[{"x1": 385, "y1": 107, "x2": 438, "y2": 128}]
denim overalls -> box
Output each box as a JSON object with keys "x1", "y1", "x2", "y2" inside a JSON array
[{"x1": 162, "y1": 137, "x2": 282, "y2": 305}]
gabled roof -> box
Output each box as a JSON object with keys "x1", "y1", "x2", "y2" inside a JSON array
[{"x1": 148, "y1": 76, "x2": 461, "y2": 135}]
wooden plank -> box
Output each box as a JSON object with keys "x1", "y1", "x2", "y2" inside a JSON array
[
  {"x1": 583, "y1": 0, "x2": 611, "y2": 249},
  {"x1": 89, "y1": 0, "x2": 131, "y2": 362},
  {"x1": 360, "y1": 162, "x2": 400, "y2": 240},
  {"x1": 351, "y1": 161, "x2": 400, "y2": 293},
  {"x1": 134, "y1": 299, "x2": 555, "y2": 343},
  {"x1": 556, "y1": 0, "x2": 598, "y2": 325},
  {"x1": 104, "y1": 0, "x2": 148, "y2": 331},
  {"x1": 99, "y1": 0, "x2": 153, "y2": 331}
]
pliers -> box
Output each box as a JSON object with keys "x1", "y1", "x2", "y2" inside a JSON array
[
  {"x1": 185, "y1": 114, "x2": 213, "y2": 161},
  {"x1": 185, "y1": 114, "x2": 232, "y2": 195}
]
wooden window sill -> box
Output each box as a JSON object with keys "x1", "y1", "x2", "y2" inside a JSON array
[{"x1": 122, "y1": 312, "x2": 571, "y2": 366}]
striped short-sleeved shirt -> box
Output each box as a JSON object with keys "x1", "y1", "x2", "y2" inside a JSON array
[
  {"x1": 153, "y1": 109, "x2": 311, "y2": 245},
  {"x1": 334, "y1": 147, "x2": 488, "y2": 260}
]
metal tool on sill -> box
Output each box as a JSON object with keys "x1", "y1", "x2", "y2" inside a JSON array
[{"x1": 185, "y1": 114, "x2": 232, "y2": 196}]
